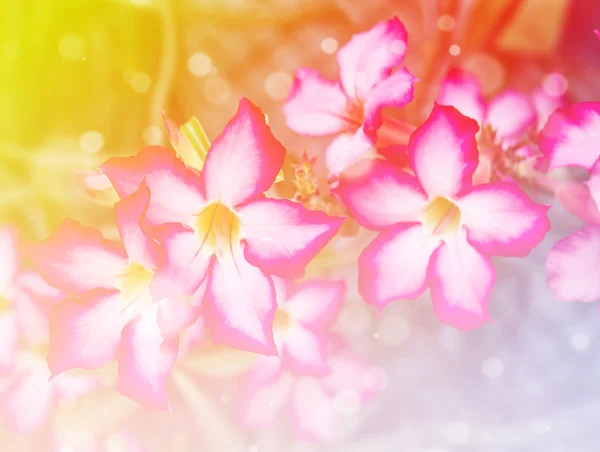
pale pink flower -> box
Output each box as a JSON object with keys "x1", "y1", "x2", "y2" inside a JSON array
[
  {"x1": 337, "y1": 104, "x2": 550, "y2": 329},
  {"x1": 27, "y1": 184, "x2": 198, "y2": 409},
  {"x1": 271, "y1": 277, "x2": 345, "y2": 376},
  {"x1": 283, "y1": 17, "x2": 416, "y2": 176},
  {"x1": 101, "y1": 98, "x2": 343, "y2": 356},
  {"x1": 0, "y1": 228, "x2": 20, "y2": 374},
  {"x1": 237, "y1": 342, "x2": 381, "y2": 443}
]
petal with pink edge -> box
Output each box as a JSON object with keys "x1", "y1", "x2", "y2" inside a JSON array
[
  {"x1": 117, "y1": 310, "x2": 178, "y2": 409},
  {"x1": 238, "y1": 198, "x2": 343, "y2": 279},
  {"x1": 150, "y1": 223, "x2": 212, "y2": 299},
  {"x1": 546, "y1": 225, "x2": 600, "y2": 302},
  {"x1": 555, "y1": 181, "x2": 600, "y2": 224},
  {"x1": 539, "y1": 102, "x2": 600, "y2": 170},
  {"x1": 285, "y1": 280, "x2": 345, "y2": 329},
  {"x1": 428, "y1": 232, "x2": 495, "y2": 330},
  {"x1": 282, "y1": 326, "x2": 329, "y2": 376},
  {"x1": 486, "y1": 90, "x2": 536, "y2": 140},
  {"x1": 115, "y1": 182, "x2": 164, "y2": 270},
  {"x1": 0, "y1": 314, "x2": 17, "y2": 374},
  {"x1": 203, "y1": 98, "x2": 286, "y2": 206},
  {"x1": 410, "y1": 104, "x2": 479, "y2": 198},
  {"x1": 0, "y1": 228, "x2": 18, "y2": 292},
  {"x1": 437, "y1": 70, "x2": 486, "y2": 124},
  {"x1": 336, "y1": 159, "x2": 427, "y2": 230},
  {"x1": 291, "y1": 378, "x2": 337, "y2": 443},
  {"x1": 204, "y1": 249, "x2": 277, "y2": 355},
  {"x1": 337, "y1": 17, "x2": 408, "y2": 101},
  {"x1": 324, "y1": 128, "x2": 375, "y2": 176},
  {"x1": 102, "y1": 146, "x2": 205, "y2": 225},
  {"x1": 156, "y1": 296, "x2": 201, "y2": 339},
  {"x1": 359, "y1": 223, "x2": 441, "y2": 311},
  {"x1": 26, "y1": 219, "x2": 126, "y2": 295},
  {"x1": 283, "y1": 68, "x2": 349, "y2": 136},
  {"x1": 47, "y1": 289, "x2": 135, "y2": 375},
  {"x1": 363, "y1": 68, "x2": 416, "y2": 133},
  {"x1": 458, "y1": 183, "x2": 550, "y2": 257}
]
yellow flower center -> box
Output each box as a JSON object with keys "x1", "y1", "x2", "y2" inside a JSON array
[
  {"x1": 117, "y1": 262, "x2": 154, "y2": 301},
  {"x1": 0, "y1": 295, "x2": 10, "y2": 313},
  {"x1": 273, "y1": 308, "x2": 292, "y2": 333},
  {"x1": 343, "y1": 100, "x2": 365, "y2": 128},
  {"x1": 195, "y1": 202, "x2": 241, "y2": 257},
  {"x1": 422, "y1": 197, "x2": 461, "y2": 236}
]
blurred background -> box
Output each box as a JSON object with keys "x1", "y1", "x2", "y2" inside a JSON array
[{"x1": 2, "y1": 0, "x2": 600, "y2": 451}]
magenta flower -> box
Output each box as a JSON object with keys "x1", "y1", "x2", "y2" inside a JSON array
[
  {"x1": 101, "y1": 98, "x2": 343, "y2": 356},
  {"x1": 283, "y1": 17, "x2": 416, "y2": 176},
  {"x1": 27, "y1": 184, "x2": 195, "y2": 409},
  {"x1": 337, "y1": 104, "x2": 550, "y2": 329},
  {"x1": 271, "y1": 277, "x2": 345, "y2": 376}
]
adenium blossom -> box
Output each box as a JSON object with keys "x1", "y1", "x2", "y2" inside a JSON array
[
  {"x1": 0, "y1": 228, "x2": 19, "y2": 374},
  {"x1": 271, "y1": 277, "x2": 345, "y2": 376},
  {"x1": 283, "y1": 17, "x2": 416, "y2": 176},
  {"x1": 337, "y1": 104, "x2": 550, "y2": 329},
  {"x1": 101, "y1": 98, "x2": 343, "y2": 356},
  {"x1": 27, "y1": 184, "x2": 197, "y2": 409},
  {"x1": 237, "y1": 342, "x2": 381, "y2": 443}
]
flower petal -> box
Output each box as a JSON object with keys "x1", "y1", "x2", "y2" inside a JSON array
[
  {"x1": 410, "y1": 104, "x2": 480, "y2": 198},
  {"x1": 458, "y1": 182, "x2": 550, "y2": 257},
  {"x1": 115, "y1": 182, "x2": 164, "y2": 270},
  {"x1": 485, "y1": 90, "x2": 536, "y2": 139},
  {"x1": 324, "y1": 129, "x2": 374, "y2": 176},
  {"x1": 237, "y1": 369, "x2": 292, "y2": 429},
  {"x1": 0, "y1": 314, "x2": 17, "y2": 375},
  {"x1": 102, "y1": 146, "x2": 205, "y2": 225},
  {"x1": 336, "y1": 159, "x2": 427, "y2": 230},
  {"x1": 283, "y1": 68, "x2": 349, "y2": 136},
  {"x1": 204, "y1": 249, "x2": 277, "y2": 355},
  {"x1": 539, "y1": 102, "x2": 600, "y2": 170},
  {"x1": 363, "y1": 68, "x2": 416, "y2": 133},
  {"x1": 26, "y1": 219, "x2": 126, "y2": 295},
  {"x1": 117, "y1": 311, "x2": 178, "y2": 409},
  {"x1": 282, "y1": 326, "x2": 329, "y2": 376},
  {"x1": 291, "y1": 378, "x2": 337, "y2": 443},
  {"x1": 149, "y1": 223, "x2": 212, "y2": 299},
  {"x1": 359, "y1": 224, "x2": 441, "y2": 311},
  {"x1": 285, "y1": 280, "x2": 345, "y2": 329},
  {"x1": 238, "y1": 198, "x2": 343, "y2": 279},
  {"x1": 546, "y1": 225, "x2": 600, "y2": 302},
  {"x1": 156, "y1": 296, "x2": 201, "y2": 339},
  {"x1": 555, "y1": 181, "x2": 600, "y2": 224},
  {"x1": 437, "y1": 70, "x2": 486, "y2": 124},
  {"x1": 203, "y1": 98, "x2": 286, "y2": 206},
  {"x1": 428, "y1": 232, "x2": 495, "y2": 329},
  {"x1": 337, "y1": 17, "x2": 408, "y2": 101},
  {"x1": 47, "y1": 289, "x2": 134, "y2": 375},
  {"x1": 0, "y1": 228, "x2": 18, "y2": 292}
]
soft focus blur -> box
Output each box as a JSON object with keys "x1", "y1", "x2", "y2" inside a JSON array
[{"x1": 2, "y1": 0, "x2": 600, "y2": 451}]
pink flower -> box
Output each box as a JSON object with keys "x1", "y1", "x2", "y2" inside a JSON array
[
  {"x1": 27, "y1": 184, "x2": 197, "y2": 409},
  {"x1": 0, "y1": 228, "x2": 20, "y2": 374},
  {"x1": 283, "y1": 17, "x2": 416, "y2": 176},
  {"x1": 337, "y1": 104, "x2": 550, "y2": 329},
  {"x1": 237, "y1": 342, "x2": 382, "y2": 443},
  {"x1": 539, "y1": 102, "x2": 600, "y2": 171},
  {"x1": 101, "y1": 98, "x2": 343, "y2": 356},
  {"x1": 271, "y1": 277, "x2": 345, "y2": 376}
]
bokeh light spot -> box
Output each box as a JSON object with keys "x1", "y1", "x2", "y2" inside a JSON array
[
  {"x1": 130, "y1": 72, "x2": 152, "y2": 93},
  {"x1": 376, "y1": 314, "x2": 410, "y2": 346},
  {"x1": 542, "y1": 72, "x2": 569, "y2": 97},
  {"x1": 321, "y1": 37, "x2": 339, "y2": 54},
  {"x1": 265, "y1": 71, "x2": 293, "y2": 101},
  {"x1": 481, "y1": 357, "x2": 505, "y2": 379},
  {"x1": 142, "y1": 125, "x2": 163, "y2": 145},
  {"x1": 570, "y1": 331, "x2": 590, "y2": 351},
  {"x1": 79, "y1": 130, "x2": 104, "y2": 154},
  {"x1": 204, "y1": 77, "x2": 232, "y2": 104},
  {"x1": 437, "y1": 15, "x2": 456, "y2": 31},
  {"x1": 188, "y1": 52, "x2": 213, "y2": 77},
  {"x1": 449, "y1": 45, "x2": 461, "y2": 56},
  {"x1": 58, "y1": 34, "x2": 86, "y2": 61}
]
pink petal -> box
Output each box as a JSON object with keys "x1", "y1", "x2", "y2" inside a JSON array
[
  {"x1": 238, "y1": 369, "x2": 292, "y2": 429},
  {"x1": 321, "y1": 348, "x2": 380, "y2": 400},
  {"x1": 282, "y1": 326, "x2": 329, "y2": 376},
  {"x1": 324, "y1": 129, "x2": 375, "y2": 176},
  {"x1": 376, "y1": 144, "x2": 410, "y2": 168},
  {"x1": 337, "y1": 17, "x2": 408, "y2": 101},
  {"x1": 115, "y1": 182, "x2": 164, "y2": 270},
  {"x1": 458, "y1": 183, "x2": 550, "y2": 257},
  {"x1": 539, "y1": 102, "x2": 600, "y2": 170},
  {"x1": 238, "y1": 198, "x2": 343, "y2": 279},
  {"x1": 203, "y1": 98, "x2": 286, "y2": 206},
  {"x1": 555, "y1": 181, "x2": 600, "y2": 224},
  {"x1": 204, "y1": 249, "x2": 277, "y2": 355},
  {"x1": 117, "y1": 311, "x2": 178, "y2": 409},
  {"x1": 410, "y1": 103, "x2": 479, "y2": 198},
  {"x1": 437, "y1": 69, "x2": 486, "y2": 124},
  {"x1": 531, "y1": 87, "x2": 564, "y2": 131},
  {"x1": 0, "y1": 227, "x2": 18, "y2": 292},
  {"x1": 26, "y1": 219, "x2": 127, "y2": 295},
  {"x1": 0, "y1": 314, "x2": 17, "y2": 374},
  {"x1": 336, "y1": 159, "x2": 427, "y2": 230},
  {"x1": 428, "y1": 232, "x2": 495, "y2": 329},
  {"x1": 363, "y1": 68, "x2": 416, "y2": 133},
  {"x1": 283, "y1": 68, "x2": 349, "y2": 136},
  {"x1": 486, "y1": 90, "x2": 536, "y2": 139},
  {"x1": 291, "y1": 378, "x2": 337, "y2": 443},
  {"x1": 546, "y1": 225, "x2": 600, "y2": 302},
  {"x1": 359, "y1": 224, "x2": 441, "y2": 311},
  {"x1": 149, "y1": 223, "x2": 212, "y2": 299},
  {"x1": 156, "y1": 297, "x2": 200, "y2": 339},
  {"x1": 102, "y1": 146, "x2": 205, "y2": 225},
  {"x1": 285, "y1": 280, "x2": 345, "y2": 329},
  {"x1": 47, "y1": 289, "x2": 133, "y2": 375},
  {"x1": 51, "y1": 372, "x2": 97, "y2": 401}
]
